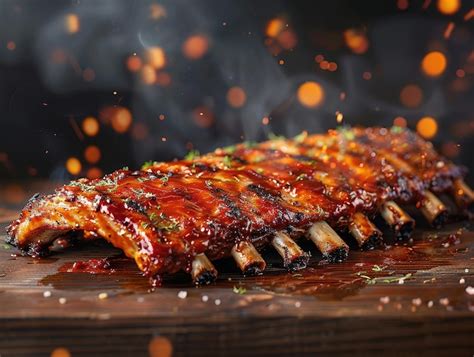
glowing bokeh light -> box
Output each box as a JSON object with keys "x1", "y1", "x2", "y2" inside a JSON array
[
  {"x1": 277, "y1": 29, "x2": 297, "y2": 50},
  {"x1": 417, "y1": 116, "x2": 438, "y2": 139},
  {"x1": 66, "y1": 157, "x2": 82, "y2": 175},
  {"x1": 362, "y1": 71, "x2": 372, "y2": 80},
  {"x1": 266, "y1": 18, "x2": 285, "y2": 38},
  {"x1": 400, "y1": 84, "x2": 423, "y2": 108},
  {"x1": 126, "y1": 55, "x2": 142, "y2": 72},
  {"x1": 149, "y1": 3, "x2": 167, "y2": 19},
  {"x1": 50, "y1": 347, "x2": 71, "y2": 357},
  {"x1": 192, "y1": 106, "x2": 215, "y2": 128},
  {"x1": 393, "y1": 116, "x2": 407, "y2": 127},
  {"x1": 87, "y1": 167, "x2": 103, "y2": 179},
  {"x1": 182, "y1": 35, "x2": 209, "y2": 60},
  {"x1": 140, "y1": 64, "x2": 157, "y2": 85},
  {"x1": 82, "y1": 117, "x2": 99, "y2": 137},
  {"x1": 7, "y1": 41, "x2": 16, "y2": 51},
  {"x1": 156, "y1": 72, "x2": 171, "y2": 86},
  {"x1": 111, "y1": 107, "x2": 133, "y2": 133},
  {"x1": 149, "y1": 336, "x2": 173, "y2": 357},
  {"x1": 82, "y1": 68, "x2": 95, "y2": 82},
  {"x1": 132, "y1": 122, "x2": 149, "y2": 140},
  {"x1": 421, "y1": 51, "x2": 447, "y2": 77},
  {"x1": 297, "y1": 81, "x2": 324, "y2": 108},
  {"x1": 84, "y1": 145, "x2": 101, "y2": 164},
  {"x1": 65, "y1": 14, "x2": 80, "y2": 34},
  {"x1": 262, "y1": 116, "x2": 270, "y2": 125},
  {"x1": 145, "y1": 47, "x2": 166, "y2": 69},
  {"x1": 344, "y1": 29, "x2": 369, "y2": 54},
  {"x1": 227, "y1": 87, "x2": 247, "y2": 108},
  {"x1": 437, "y1": 0, "x2": 460, "y2": 15}
]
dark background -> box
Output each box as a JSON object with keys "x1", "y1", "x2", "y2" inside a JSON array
[{"x1": 0, "y1": 0, "x2": 472, "y2": 183}]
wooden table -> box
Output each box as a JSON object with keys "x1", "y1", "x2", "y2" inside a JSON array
[{"x1": 0, "y1": 186, "x2": 473, "y2": 356}]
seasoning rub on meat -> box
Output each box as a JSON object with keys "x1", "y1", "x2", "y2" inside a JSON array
[{"x1": 7, "y1": 127, "x2": 473, "y2": 285}]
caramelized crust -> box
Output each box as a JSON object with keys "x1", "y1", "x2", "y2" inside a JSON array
[{"x1": 7, "y1": 127, "x2": 466, "y2": 278}]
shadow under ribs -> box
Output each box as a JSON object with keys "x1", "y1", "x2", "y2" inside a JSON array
[{"x1": 7, "y1": 127, "x2": 472, "y2": 284}]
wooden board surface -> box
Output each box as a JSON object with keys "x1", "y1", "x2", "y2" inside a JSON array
[{"x1": 0, "y1": 190, "x2": 473, "y2": 356}]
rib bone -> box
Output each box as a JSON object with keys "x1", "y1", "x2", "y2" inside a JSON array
[
  {"x1": 191, "y1": 253, "x2": 218, "y2": 285},
  {"x1": 231, "y1": 241, "x2": 266, "y2": 275},
  {"x1": 419, "y1": 191, "x2": 448, "y2": 228},
  {"x1": 307, "y1": 221, "x2": 349, "y2": 262},
  {"x1": 271, "y1": 231, "x2": 310, "y2": 271},
  {"x1": 452, "y1": 179, "x2": 474, "y2": 209},
  {"x1": 349, "y1": 212, "x2": 382, "y2": 249},
  {"x1": 380, "y1": 201, "x2": 415, "y2": 240}
]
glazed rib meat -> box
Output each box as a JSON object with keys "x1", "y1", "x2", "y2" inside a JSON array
[{"x1": 6, "y1": 127, "x2": 472, "y2": 284}]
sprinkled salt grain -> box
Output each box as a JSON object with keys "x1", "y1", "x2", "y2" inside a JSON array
[
  {"x1": 98, "y1": 292, "x2": 108, "y2": 300},
  {"x1": 459, "y1": 278, "x2": 466, "y2": 284},
  {"x1": 398, "y1": 278, "x2": 405, "y2": 285},
  {"x1": 137, "y1": 297, "x2": 145, "y2": 303},
  {"x1": 427, "y1": 300, "x2": 434, "y2": 308},
  {"x1": 465, "y1": 268, "x2": 469, "y2": 273},
  {"x1": 295, "y1": 301, "x2": 301, "y2": 308},
  {"x1": 412, "y1": 298, "x2": 422, "y2": 306},
  {"x1": 177, "y1": 291, "x2": 188, "y2": 299},
  {"x1": 439, "y1": 298, "x2": 449, "y2": 306},
  {"x1": 466, "y1": 286, "x2": 474, "y2": 295},
  {"x1": 377, "y1": 305, "x2": 383, "y2": 312},
  {"x1": 43, "y1": 291, "x2": 51, "y2": 298},
  {"x1": 214, "y1": 299, "x2": 221, "y2": 306},
  {"x1": 59, "y1": 297, "x2": 67, "y2": 305},
  {"x1": 202, "y1": 295, "x2": 209, "y2": 302},
  {"x1": 379, "y1": 296, "x2": 390, "y2": 304}
]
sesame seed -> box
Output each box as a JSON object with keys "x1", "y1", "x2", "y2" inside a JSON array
[
  {"x1": 459, "y1": 278, "x2": 465, "y2": 284},
  {"x1": 202, "y1": 295, "x2": 209, "y2": 302},
  {"x1": 427, "y1": 300, "x2": 434, "y2": 308},
  {"x1": 412, "y1": 298, "x2": 422, "y2": 306},
  {"x1": 439, "y1": 298, "x2": 449, "y2": 306},
  {"x1": 215, "y1": 299, "x2": 221, "y2": 305},
  {"x1": 295, "y1": 301, "x2": 301, "y2": 308},
  {"x1": 379, "y1": 296, "x2": 390, "y2": 304},
  {"x1": 43, "y1": 291, "x2": 52, "y2": 298},
  {"x1": 466, "y1": 286, "x2": 474, "y2": 295},
  {"x1": 178, "y1": 291, "x2": 188, "y2": 299},
  {"x1": 98, "y1": 292, "x2": 108, "y2": 300},
  {"x1": 465, "y1": 268, "x2": 469, "y2": 273},
  {"x1": 59, "y1": 297, "x2": 67, "y2": 305}
]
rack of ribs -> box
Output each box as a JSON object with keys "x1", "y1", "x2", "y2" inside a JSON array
[{"x1": 6, "y1": 126, "x2": 473, "y2": 285}]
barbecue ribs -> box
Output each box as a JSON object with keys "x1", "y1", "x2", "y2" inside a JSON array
[{"x1": 6, "y1": 126, "x2": 473, "y2": 284}]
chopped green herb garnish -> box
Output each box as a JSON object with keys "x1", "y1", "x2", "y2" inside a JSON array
[
  {"x1": 184, "y1": 149, "x2": 200, "y2": 161},
  {"x1": 160, "y1": 175, "x2": 169, "y2": 183},
  {"x1": 336, "y1": 126, "x2": 355, "y2": 141},
  {"x1": 223, "y1": 155, "x2": 233, "y2": 168},
  {"x1": 390, "y1": 125, "x2": 404, "y2": 134},
  {"x1": 294, "y1": 131, "x2": 307, "y2": 143},
  {"x1": 296, "y1": 173, "x2": 308, "y2": 181},
  {"x1": 372, "y1": 264, "x2": 387, "y2": 272},
  {"x1": 141, "y1": 161, "x2": 157, "y2": 170},
  {"x1": 3, "y1": 244, "x2": 11, "y2": 250},
  {"x1": 222, "y1": 145, "x2": 237, "y2": 154},
  {"x1": 268, "y1": 132, "x2": 286, "y2": 140},
  {"x1": 233, "y1": 286, "x2": 247, "y2": 295}
]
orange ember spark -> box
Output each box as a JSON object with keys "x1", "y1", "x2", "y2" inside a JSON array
[
  {"x1": 111, "y1": 107, "x2": 133, "y2": 133},
  {"x1": 82, "y1": 117, "x2": 99, "y2": 137},
  {"x1": 297, "y1": 82, "x2": 324, "y2": 108},
  {"x1": 182, "y1": 35, "x2": 209, "y2": 60},
  {"x1": 344, "y1": 29, "x2": 369, "y2": 54},
  {"x1": 421, "y1": 51, "x2": 447, "y2": 77},
  {"x1": 145, "y1": 47, "x2": 166, "y2": 69},
  {"x1": 444, "y1": 22, "x2": 455, "y2": 39},
  {"x1": 84, "y1": 145, "x2": 101, "y2": 164},
  {"x1": 66, "y1": 157, "x2": 82, "y2": 175},
  {"x1": 266, "y1": 18, "x2": 285, "y2": 38},
  {"x1": 65, "y1": 14, "x2": 80, "y2": 34},
  {"x1": 126, "y1": 55, "x2": 142, "y2": 72},
  {"x1": 417, "y1": 116, "x2": 438, "y2": 139},
  {"x1": 262, "y1": 116, "x2": 270, "y2": 125},
  {"x1": 192, "y1": 106, "x2": 214, "y2": 128},
  {"x1": 149, "y1": 3, "x2": 167, "y2": 20},
  {"x1": 6, "y1": 41, "x2": 16, "y2": 51},
  {"x1": 140, "y1": 65, "x2": 157, "y2": 85},
  {"x1": 437, "y1": 0, "x2": 460, "y2": 15},
  {"x1": 82, "y1": 68, "x2": 95, "y2": 82},
  {"x1": 400, "y1": 84, "x2": 423, "y2": 108},
  {"x1": 227, "y1": 87, "x2": 247, "y2": 108},
  {"x1": 393, "y1": 116, "x2": 407, "y2": 128},
  {"x1": 86, "y1": 167, "x2": 103, "y2": 179}
]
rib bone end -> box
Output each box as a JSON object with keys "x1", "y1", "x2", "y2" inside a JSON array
[
  {"x1": 231, "y1": 241, "x2": 266, "y2": 275},
  {"x1": 272, "y1": 231, "x2": 310, "y2": 271},
  {"x1": 307, "y1": 221, "x2": 349, "y2": 262},
  {"x1": 419, "y1": 191, "x2": 448, "y2": 228},
  {"x1": 349, "y1": 212, "x2": 382, "y2": 249},
  {"x1": 453, "y1": 179, "x2": 474, "y2": 210},
  {"x1": 191, "y1": 253, "x2": 217, "y2": 285},
  {"x1": 380, "y1": 201, "x2": 415, "y2": 240}
]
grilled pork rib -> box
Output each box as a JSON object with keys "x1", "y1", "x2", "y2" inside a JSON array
[{"x1": 7, "y1": 127, "x2": 472, "y2": 284}]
